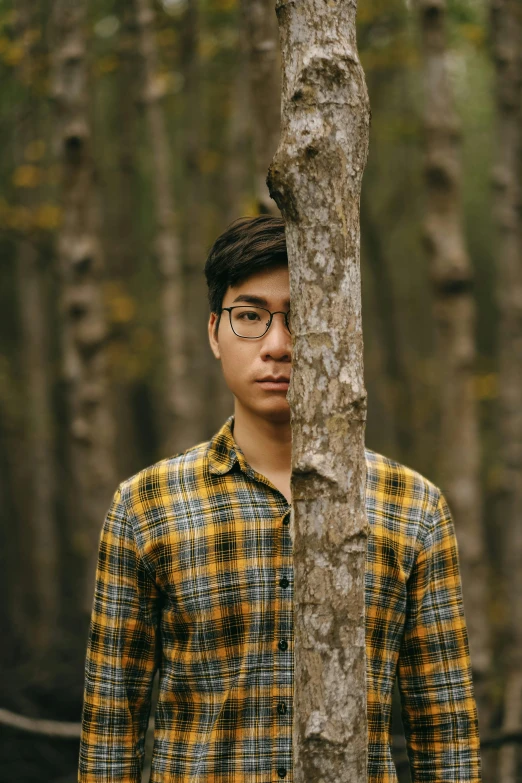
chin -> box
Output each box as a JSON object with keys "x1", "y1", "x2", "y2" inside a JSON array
[
  {"x1": 259, "y1": 400, "x2": 291, "y2": 424},
  {"x1": 236, "y1": 392, "x2": 291, "y2": 424}
]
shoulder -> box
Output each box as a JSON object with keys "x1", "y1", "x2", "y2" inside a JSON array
[
  {"x1": 364, "y1": 447, "x2": 442, "y2": 544},
  {"x1": 117, "y1": 438, "x2": 211, "y2": 519},
  {"x1": 364, "y1": 447, "x2": 441, "y2": 508}
]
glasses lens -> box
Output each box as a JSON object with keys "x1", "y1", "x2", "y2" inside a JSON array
[{"x1": 231, "y1": 306, "x2": 271, "y2": 337}]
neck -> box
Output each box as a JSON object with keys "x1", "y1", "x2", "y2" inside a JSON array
[{"x1": 232, "y1": 400, "x2": 292, "y2": 475}]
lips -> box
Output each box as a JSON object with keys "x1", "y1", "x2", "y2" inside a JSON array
[{"x1": 256, "y1": 376, "x2": 290, "y2": 391}]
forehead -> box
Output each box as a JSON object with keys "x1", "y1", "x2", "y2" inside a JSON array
[{"x1": 225, "y1": 265, "x2": 290, "y2": 306}]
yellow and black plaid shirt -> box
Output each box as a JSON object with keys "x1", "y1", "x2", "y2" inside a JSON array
[{"x1": 79, "y1": 414, "x2": 481, "y2": 783}]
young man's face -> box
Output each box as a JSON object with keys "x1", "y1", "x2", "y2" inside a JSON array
[{"x1": 208, "y1": 265, "x2": 292, "y2": 424}]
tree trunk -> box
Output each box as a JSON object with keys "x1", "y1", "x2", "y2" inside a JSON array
[
  {"x1": 267, "y1": 2, "x2": 370, "y2": 780},
  {"x1": 50, "y1": 0, "x2": 117, "y2": 612},
  {"x1": 109, "y1": 0, "x2": 143, "y2": 478},
  {"x1": 360, "y1": 184, "x2": 414, "y2": 463},
  {"x1": 15, "y1": 241, "x2": 59, "y2": 650},
  {"x1": 490, "y1": 2, "x2": 522, "y2": 781},
  {"x1": 182, "y1": 0, "x2": 213, "y2": 443},
  {"x1": 241, "y1": 0, "x2": 281, "y2": 215},
  {"x1": 223, "y1": 22, "x2": 250, "y2": 229},
  {"x1": 417, "y1": 0, "x2": 493, "y2": 739},
  {"x1": 14, "y1": 0, "x2": 59, "y2": 653},
  {"x1": 209, "y1": 40, "x2": 250, "y2": 430},
  {"x1": 134, "y1": 0, "x2": 192, "y2": 456}
]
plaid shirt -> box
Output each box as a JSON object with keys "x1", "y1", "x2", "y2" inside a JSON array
[{"x1": 79, "y1": 414, "x2": 481, "y2": 783}]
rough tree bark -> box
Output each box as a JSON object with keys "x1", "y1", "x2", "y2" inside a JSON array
[
  {"x1": 267, "y1": 2, "x2": 371, "y2": 781},
  {"x1": 241, "y1": 0, "x2": 281, "y2": 215},
  {"x1": 134, "y1": 0, "x2": 192, "y2": 456},
  {"x1": 50, "y1": 0, "x2": 117, "y2": 611},
  {"x1": 490, "y1": 2, "x2": 522, "y2": 781},
  {"x1": 417, "y1": 0, "x2": 493, "y2": 737},
  {"x1": 14, "y1": 0, "x2": 59, "y2": 652}
]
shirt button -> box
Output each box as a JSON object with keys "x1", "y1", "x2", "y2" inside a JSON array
[
  {"x1": 277, "y1": 702, "x2": 287, "y2": 715},
  {"x1": 278, "y1": 639, "x2": 288, "y2": 651},
  {"x1": 277, "y1": 767, "x2": 287, "y2": 778},
  {"x1": 279, "y1": 576, "x2": 289, "y2": 588}
]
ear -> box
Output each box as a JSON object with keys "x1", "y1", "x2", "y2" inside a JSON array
[{"x1": 208, "y1": 312, "x2": 221, "y2": 359}]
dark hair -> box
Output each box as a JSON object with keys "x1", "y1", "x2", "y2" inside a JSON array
[{"x1": 204, "y1": 216, "x2": 287, "y2": 331}]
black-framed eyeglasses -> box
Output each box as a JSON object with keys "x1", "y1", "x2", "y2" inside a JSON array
[{"x1": 220, "y1": 306, "x2": 292, "y2": 339}]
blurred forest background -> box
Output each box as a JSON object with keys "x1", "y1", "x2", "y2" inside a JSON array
[{"x1": 0, "y1": 0, "x2": 521, "y2": 781}]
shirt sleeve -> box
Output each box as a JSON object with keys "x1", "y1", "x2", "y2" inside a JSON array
[
  {"x1": 397, "y1": 488, "x2": 482, "y2": 782},
  {"x1": 78, "y1": 484, "x2": 161, "y2": 782}
]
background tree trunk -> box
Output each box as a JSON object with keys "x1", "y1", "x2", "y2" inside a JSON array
[
  {"x1": 182, "y1": 0, "x2": 212, "y2": 443},
  {"x1": 14, "y1": 0, "x2": 59, "y2": 653},
  {"x1": 50, "y1": 0, "x2": 117, "y2": 612},
  {"x1": 417, "y1": 0, "x2": 493, "y2": 744},
  {"x1": 267, "y1": 1, "x2": 371, "y2": 780},
  {"x1": 209, "y1": 34, "x2": 250, "y2": 427},
  {"x1": 360, "y1": 185, "x2": 414, "y2": 463},
  {"x1": 241, "y1": 0, "x2": 281, "y2": 215},
  {"x1": 109, "y1": 0, "x2": 143, "y2": 478},
  {"x1": 490, "y1": 1, "x2": 522, "y2": 781},
  {"x1": 135, "y1": 0, "x2": 192, "y2": 456}
]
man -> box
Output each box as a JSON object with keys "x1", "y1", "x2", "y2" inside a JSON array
[{"x1": 78, "y1": 215, "x2": 481, "y2": 782}]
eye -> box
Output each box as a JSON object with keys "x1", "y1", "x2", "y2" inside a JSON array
[{"x1": 238, "y1": 310, "x2": 261, "y2": 321}]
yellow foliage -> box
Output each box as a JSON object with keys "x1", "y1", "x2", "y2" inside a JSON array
[
  {"x1": 0, "y1": 10, "x2": 15, "y2": 29},
  {"x1": 34, "y1": 203, "x2": 62, "y2": 231},
  {"x1": 157, "y1": 28, "x2": 177, "y2": 47},
  {"x1": 151, "y1": 71, "x2": 182, "y2": 96},
  {"x1": 460, "y1": 24, "x2": 485, "y2": 47},
  {"x1": 0, "y1": 199, "x2": 61, "y2": 233},
  {"x1": 25, "y1": 139, "x2": 46, "y2": 162},
  {"x1": 241, "y1": 197, "x2": 262, "y2": 216},
  {"x1": 199, "y1": 34, "x2": 218, "y2": 61},
  {"x1": 199, "y1": 149, "x2": 221, "y2": 174},
  {"x1": 12, "y1": 164, "x2": 42, "y2": 188},
  {"x1": 358, "y1": 0, "x2": 397, "y2": 25},
  {"x1": 95, "y1": 55, "x2": 119, "y2": 75},
  {"x1": 104, "y1": 283, "x2": 136, "y2": 324},
  {"x1": 210, "y1": 0, "x2": 237, "y2": 10},
  {"x1": 3, "y1": 42, "x2": 24, "y2": 66},
  {"x1": 111, "y1": 296, "x2": 136, "y2": 324},
  {"x1": 474, "y1": 372, "x2": 498, "y2": 400},
  {"x1": 361, "y1": 39, "x2": 418, "y2": 72}
]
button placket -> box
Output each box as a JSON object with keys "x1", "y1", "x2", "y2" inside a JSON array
[{"x1": 274, "y1": 507, "x2": 293, "y2": 781}]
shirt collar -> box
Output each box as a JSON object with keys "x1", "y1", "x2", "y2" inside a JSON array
[
  {"x1": 206, "y1": 415, "x2": 292, "y2": 510},
  {"x1": 206, "y1": 414, "x2": 243, "y2": 476}
]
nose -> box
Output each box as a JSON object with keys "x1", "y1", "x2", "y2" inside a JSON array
[{"x1": 260, "y1": 312, "x2": 291, "y2": 359}]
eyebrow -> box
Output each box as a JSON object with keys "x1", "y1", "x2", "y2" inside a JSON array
[{"x1": 231, "y1": 294, "x2": 291, "y2": 307}]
